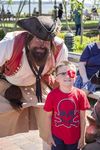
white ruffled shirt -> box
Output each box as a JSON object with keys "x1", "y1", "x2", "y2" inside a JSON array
[{"x1": 0, "y1": 32, "x2": 68, "y2": 86}]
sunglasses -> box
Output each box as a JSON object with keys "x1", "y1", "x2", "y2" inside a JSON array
[{"x1": 57, "y1": 70, "x2": 76, "y2": 78}]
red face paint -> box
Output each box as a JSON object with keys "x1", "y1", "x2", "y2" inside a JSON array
[{"x1": 67, "y1": 70, "x2": 76, "y2": 78}]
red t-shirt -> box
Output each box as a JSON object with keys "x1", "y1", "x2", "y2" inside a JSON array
[{"x1": 44, "y1": 87, "x2": 90, "y2": 144}]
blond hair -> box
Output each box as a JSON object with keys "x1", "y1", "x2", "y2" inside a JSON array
[{"x1": 55, "y1": 61, "x2": 76, "y2": 74}]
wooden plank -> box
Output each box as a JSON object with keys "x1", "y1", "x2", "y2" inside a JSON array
[
  {"x1": 88, "y1": 91, "x2": 100, "y2": 100},
  {"x1": 68, "y1": 52, "x2": 80, "y2": 67},
  {"x1": 68, "y1": 52, "x2": 81, "y2": 62}
]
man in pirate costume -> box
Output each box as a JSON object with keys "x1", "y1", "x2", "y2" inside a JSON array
[{"x1": 0, "y1": 16, "x2": 68, "y2": 149}]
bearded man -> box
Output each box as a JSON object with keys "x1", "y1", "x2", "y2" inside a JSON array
[{"x1": 0, "y1": 16, "x2": 68, "y2": 149}]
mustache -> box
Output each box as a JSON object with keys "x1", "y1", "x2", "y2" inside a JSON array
[
  {"x1": 30, "y1": 47, "x2": 48, "y2": 54},
  {"x1": 29, "y1": 47, "x2": 49, "y2": 66}
]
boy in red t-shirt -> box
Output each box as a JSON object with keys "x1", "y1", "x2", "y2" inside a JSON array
[{"x1": 43, "y1": 61, "x2": 90, "y2": 150}]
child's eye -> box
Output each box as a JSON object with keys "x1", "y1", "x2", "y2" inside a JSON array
[
  {"x1": 57, "y1": 72, "x2": 66, "y2": 76},
  {"x1": 61, "y1": 72, "x2": 66, "y2": 76}
]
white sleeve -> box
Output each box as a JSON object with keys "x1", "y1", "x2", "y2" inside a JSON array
[
  {"x1": 56, "y1": 43, "x2": 68, "y2": 67},
  {"x1": 0, "y1": 33, "x2": 14, "y2": 66},
  {"x1": 78, "y1": 62, "x2": 89, "y2": 83}
]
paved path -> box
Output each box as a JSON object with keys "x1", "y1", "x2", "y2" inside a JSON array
[
  {"x1": 0, "y1": 130, "x2": 42, "y2": 150},
  {"x1": 0, "y1": 111, "x2": 92, "y2": 150}
]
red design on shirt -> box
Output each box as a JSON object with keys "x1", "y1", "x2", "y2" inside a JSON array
[
  {"x1": 55, "y1": 98, "x2": 79, "y2": 128},
  {"x1": 44, "y1": 87, "x2": 90, "y2": 144}
]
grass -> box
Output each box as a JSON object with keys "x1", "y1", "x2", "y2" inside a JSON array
[
  {"x1": 0, "y1": 19, "x2": 100, "y2": 54},
  {"x1": 62, "y1": 20, "x2": 99, "y2": 29},
  {"x1": 0, "y1": 22, "x2": 16, "y2": 28},
  {"x1": 0, "y1": 20, "x2": 99, "y2": 31}
]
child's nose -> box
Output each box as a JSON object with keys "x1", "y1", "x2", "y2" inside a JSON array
[{"x1": 66, "y1": 74, "x2": 70, "y2": 78}]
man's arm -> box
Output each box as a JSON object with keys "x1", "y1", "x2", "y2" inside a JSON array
[
  {"x1": 78, "y1": 110, "x2": 86, "y2": 149},
  {"x1": 0, "y1": 34, "x2": 14, "y2": 66},
  {"x1": 78, "y1": 62, "x2": 89, "y2": 83}
]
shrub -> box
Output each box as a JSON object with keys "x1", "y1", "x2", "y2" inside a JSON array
[
  {"x1": 73, "y1": 36, "x2": 100, "y2": 53},
  {"x1": 73, "y1": 36, "x2": 91, "y2": 53},
  {"x1": 58, "y1": 32, "x2": 100, "y2": 53},
  {"x1": 84, "y1": 29, "x2": 99, "y2": 37},
  {"x1": 57, "y1": 32, "x2": 66, "y2": 39},
  {"x1": 0, "y1": 29, "x2": 5, "y2": 40}
]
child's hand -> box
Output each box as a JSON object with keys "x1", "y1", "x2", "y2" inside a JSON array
[
  {"x1": 77, "y1": 137, "x2": 85, "y2": 149},
  {"x1": 47, "y1": 135, "x2": 56, "y2": 147}
]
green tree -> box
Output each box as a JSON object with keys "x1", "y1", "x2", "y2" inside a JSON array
[
  {"x1": 7, "y1": 0, "x2": 12, "y2": 5},
  {"x1": 62, "y1": 0, "x2": 72, "y2": 32}
]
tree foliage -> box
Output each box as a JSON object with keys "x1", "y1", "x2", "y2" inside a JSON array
[{"x1": 7, "y1": 0, "x2": 13, "y2": 5}]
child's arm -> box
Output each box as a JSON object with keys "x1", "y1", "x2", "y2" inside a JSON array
[
  {"x1": 78, "y1": 110, "x2": 86, "y2": 149},
  {"x1": 43, "y1": 111, "x2": 56, "y2": 147}
]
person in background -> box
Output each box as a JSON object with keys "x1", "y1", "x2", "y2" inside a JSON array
[
  {"x1": 57, "y1": 3, "x2": 63, "y2": 20},
  {"x1": 74, "y1": 42, "x2": 100, "y2": 93},
  {"x1": 32, "y1": 7, "x2": 37, "y2": 15},
  {"x1": 7, "y1": 9, "x2": 11, "y2": 21},
  {"x1": 73, "y1": 8, "x2": 81, "y2": 36},
  {"x1": 0, "y1": 16, "x2": 68, "y2": 150},
  {"x1": 91, "y1": 7, "x2": 98, "y2": 20},
  {"x1": 43, "y1": 61, "x2": 90, "y2": 150}
]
